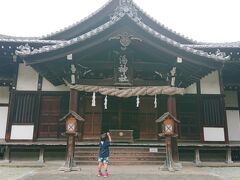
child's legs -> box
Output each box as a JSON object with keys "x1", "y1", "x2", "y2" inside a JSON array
[
  {"x1": 103, "y1": 162, "x2": 108, "y2": 171},
  {"x1": 98, "y1": 162, "x2": 103, "y2": 171}
]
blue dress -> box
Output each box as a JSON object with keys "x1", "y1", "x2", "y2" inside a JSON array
[{"x1": 98, "y1": 140, "x2": 110, "y2": 158}]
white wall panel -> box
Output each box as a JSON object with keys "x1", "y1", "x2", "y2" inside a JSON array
[
  {"x1": 42, "y1": 78, "x2": 69, "y2": 91},
  {"x1": 0, "y1": 107, "x2": 8, "y2": 139},
  {"x1": 11, "y1": 125, "x2": 34, "y2": 140},
  {"x1": 203, "y1": 127, "x2": 225, "y2": 141},
  {"x1": 227, "y1": 110, "x2": 240, "y2": 141},
  {"x1": 184, "y1": 83, "x2": 197, "y2": 94},
  {"x1": 200, "y1": 71, "x2": 220, "y2": 94},
  {"x1": 16, "y1": 64, "x2": 38, "y2": 91},
  {"x1": 225, "y1": 91, "x2": 239, "y2": 108},
  {"x1": 0, "y1": 87, "x2": 9, "y2": 103}
]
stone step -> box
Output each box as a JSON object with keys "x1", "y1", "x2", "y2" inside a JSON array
[
  {"x1": 75, "y1": 156, "x2": 165, "y2": 161},
  {"x1": 75, "y1": 160, "x2": 164, "y2": 165},
  {"x1": 75, "y1": 152, "x2": 165, "y2": 157},
  {"x1": 75, "y1": 147, "x2": 165, "y2": 152},
  {"x1": 74, "y1": 146, "x2": 166, "y2": 165}
]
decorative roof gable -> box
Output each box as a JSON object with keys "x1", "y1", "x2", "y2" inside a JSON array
[{"x1": 111, "y1": 0, "x2": 140, "y2": 22}]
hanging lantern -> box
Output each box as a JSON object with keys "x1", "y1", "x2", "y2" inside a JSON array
[
  {"x1": 104, "y1": 95, "x2": 108, "y2": 109},
  {"x1": 92, "y1": 92, "x2": 96, "y2": 107},
  {"x1": 154, "y1": 94, "x2": 157, "y2": 108},
  {"x1": 136, "y1": 96, "x2": 140, "y2": 107}
]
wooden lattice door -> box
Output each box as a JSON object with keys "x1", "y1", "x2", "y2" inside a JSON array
[{"x1": 38, "y1": 96, "x2": 61, "y2": 138}]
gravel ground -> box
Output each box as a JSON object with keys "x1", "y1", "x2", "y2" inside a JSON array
[
  {"x1": 0, "y1": 167, "x2": 37, "y2": 180},
  {"x1": 1, "y1": 162, "x2": 240, "y2": 180}
]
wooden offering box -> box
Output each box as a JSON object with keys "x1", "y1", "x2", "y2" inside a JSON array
[{"x1": 109, "y1": 129, "x2": 134, "y2": 143}]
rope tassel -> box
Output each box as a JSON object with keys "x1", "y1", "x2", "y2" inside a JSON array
[
  {"x1": 154, "y1": 94, "x2": 157, "y2": 108},
  {"x1": 92, "y1": 92, "x2": 96, "y2": 107},
  {"x1": 104, "y1": 95, "x2": 108, "y2": 109},
  {"x1": 136, "y1": 96, "x2": 140, "y2": 107}
]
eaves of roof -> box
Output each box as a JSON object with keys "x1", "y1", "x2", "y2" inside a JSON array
[
  {"x1": 16, "y1": 14, "x2": 229, "y2": 63},
  {"x1": 0, "y1": 38, "x2": 64, "y2": 45},
  {"x1": 133, "y1": 2, "x2": 197, "y2": 44},
  {"x1": 0, "y1": 0, "x2": 197, "y2": 44},
  {"x1": 184, "y1": 42, "x2": 240, "y2": 49}
]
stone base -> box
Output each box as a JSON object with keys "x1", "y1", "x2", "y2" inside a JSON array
[
  {"x1": 59, "y1": 165, "x2": 81, "y2": 172},
  {"x1": 160, "y1": 161, "x2": 182, "y2": 172}
]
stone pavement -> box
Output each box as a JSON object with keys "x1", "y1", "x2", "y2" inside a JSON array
[{"x1": 1, "y1": 161, "x2": 240, "y2": 180}]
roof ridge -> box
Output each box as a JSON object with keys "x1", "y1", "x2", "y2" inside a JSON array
[
  {"x1": 16, "y1": 14, "x2": 229, "y2": 62},
  {"x1": 40, "y1": 0, "x2": 113, "y2": 40},
  {"x1": 132, "y1": 2, "x2": 197, "y2": 44},
  {"x1": 0, "y1": 34, "x2": 39, "y2": 40},
  {"x1": 185, "y1": 42, "x2": 240, "y2": 48},
  {"x1": 0, "y1": 38, "x2": 64, "y2": 44}
]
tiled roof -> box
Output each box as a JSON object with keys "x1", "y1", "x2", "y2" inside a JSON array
[
  {"x1": 0, "y1": 34, "x2": 39, "y2": 40},
  {"x1": 133, "y1": 2, "x2": 197, "y2": 44},
  {"x1": 184, "y1": 42, "x2": 240, "y2": 48},
  {"x1": 0, "y1": 38, "x2": 64, "y2": 44},
  {"x1": 1, "y1": 0, "x2": 237, "y2": 62},
  {"x1": 1, "y1": 0, "x2": 196, "y2": 44},
  {"x1": 40, "y1": 0, "x2": 113, "y2": 40},
  {"x1": 15, "y1": 13, "x2": 229, "y2": 62}
]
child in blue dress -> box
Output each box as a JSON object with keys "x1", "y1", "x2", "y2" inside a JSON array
[{"x1": 97, "y1": 132, "x2": 112, "y2": 177}]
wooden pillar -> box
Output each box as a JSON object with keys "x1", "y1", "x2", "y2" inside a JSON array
[
  {"x1": 5, "y1": 91, "x2": 15, "y2": 141},
  {"x1": 194, "y1": 147, "x2": 201, "y2": 165},
  {"x1": 167, "y1": 95, "x2": 179, "y2": 162},
  {"x1": 33, "y1": 93, "x2": 41, "y2": 141},
  {"x1": 69, "y1": 89, "x2": 78, "y2": 112},
  {"x1": 218, "y1": 69, "x2": 229, "y2": 143},
  {"x1": 62, "y1": 88, "x2": 79, "y2": 171},
  {"x1": 5, "y1": 64, "x2": 18, "y2": 141},
  {"x1": 163, "y1": 136, "x2": 174, "y2": 171},
  {"x1": 196, "y1": 80, "x2": 204, "y2": 143},
  {"x1": 38, "y1": 147, "x2": 45, "y2": 163},
  {"x1": 70, "y1": 89, "x2": 82, "y2": 140}
]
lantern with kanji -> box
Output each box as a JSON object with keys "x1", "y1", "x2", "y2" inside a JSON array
[
  {"x1": 155, "y1": 112, "x2": 181, "y2": 172},
  {"x1": 60, "y1": 111, "x2": 85, "y2": 135},
  {"x1": 155, "y1": 112, "x2": 179, "y2": 137}
]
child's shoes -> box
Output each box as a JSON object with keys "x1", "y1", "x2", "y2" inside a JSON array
[
  {"x1": 104, "y1": 172, "x2": 109, "y2": 177},
  {"x1": 97, "y1": 172, "x2": 103, "y2": 177}
]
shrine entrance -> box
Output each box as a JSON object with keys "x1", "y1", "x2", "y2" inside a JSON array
[
  {"x1": 101, "y1": 96, "x2": 160, "y2": 140},
  {"x1": 102, "y1": 97, "x2": 140, "y2": 139},
  {"x1": 80, "y1": 94, "x2": 166, "y2": 140}
]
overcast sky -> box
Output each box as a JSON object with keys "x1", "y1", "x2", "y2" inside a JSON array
[{"x1": 0, "y1": 0, "x2": 239, "y2": 43}]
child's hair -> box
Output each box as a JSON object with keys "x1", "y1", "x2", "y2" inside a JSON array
[{"x1": 100, "y1": 133, "x2": 107, "y2": 141}]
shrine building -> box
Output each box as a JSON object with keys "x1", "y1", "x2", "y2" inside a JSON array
[{"x1": 0, "y1": 0, "x2": 240, "y2": 164}]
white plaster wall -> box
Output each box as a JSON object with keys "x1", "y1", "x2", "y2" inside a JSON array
[
  {"x1": 203, "y1": 127, "x2": 225, "y2": 141},
  {"x1": 226, "y1": 110, "x2": 240, "y2": 141},
  {"x1": 0, "y1": 87, "x2": 9, "y2": 103},
  {"x1": 184, "y1": 83, "x2": 197, "y2": 94},
  {"x1": 200, "y1": 71, "x2": 220, "y2": 94},
  {"x1": 225, "y1": 91, "x2": 239, "y2": 108},
  {"x1": 42, "y1": 78, "x2": 69, "y2": 91},
  {"x1": 16, "y1": 64, "x2": 38, "y2": 91},
  {"x1": 0, "y1": 107, "x2": 8, "y2": 139},
  {"x1": 11, "y1": 125, "x2": 34, "y2": 140}
]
